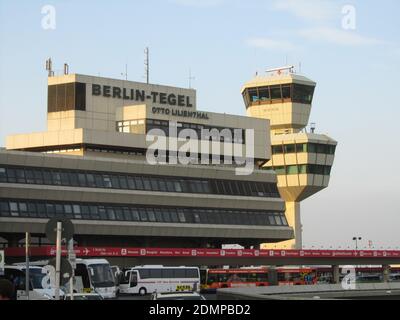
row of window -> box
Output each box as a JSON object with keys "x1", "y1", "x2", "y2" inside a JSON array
[
  {"x1": 271, "y1": 164, "x2": 332, "y2": 176},
  {"x1": 48, "y1": 82, "x2": 86, "y2": 113},
  {"x1": 242, "y1": 84, "x2": 315, "y2": 107},
  {"x1": 272, "y1": 143, "x2": 336, "y2": 155},
  {"x1": 0, "y1": 166, "x2": 280, "y2": 198},
  {"x1": 0, "y1": 199, "x2": 288, "y2": 227},
  {"x1": 121, "y1": 268, "x2": 199, "y2": 281},
  {"x1": 117, "y1": 119, "x2": 246, "y2": 144}
]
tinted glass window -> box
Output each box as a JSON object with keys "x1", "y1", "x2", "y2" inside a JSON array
[{"x1": 270, "y1": 85, "x2": 282, "y2": 100}]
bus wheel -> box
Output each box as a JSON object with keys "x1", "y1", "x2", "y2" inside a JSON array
[{"x1": 139, "y1": 288, "x2": 147, "y2": 296}]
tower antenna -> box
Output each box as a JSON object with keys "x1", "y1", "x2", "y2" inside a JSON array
[
  {"x1": 144, "y1": 47, "x2": 149, "y2": 84},
  {"x1": 188, "y1": 68, "x2": 195, "y2": 89},
  {"x1": 45, "y1": 57, "x2": 54, "y2": 77},
  {"x1": 121, "y1": 64, "x2": 128, "y2": 80}
]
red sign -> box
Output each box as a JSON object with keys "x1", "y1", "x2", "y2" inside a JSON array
[{"x1": 4, "y1": 246, "x2": 400, "y2": 259}]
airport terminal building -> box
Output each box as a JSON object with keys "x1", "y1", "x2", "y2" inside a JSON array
[{"x1": 0, "y1": 73, "x2": 294, "y2": 248}]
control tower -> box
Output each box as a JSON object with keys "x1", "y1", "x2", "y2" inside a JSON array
[{"x1": 241, "y1": 66, "x2": 337, "y2": 249}]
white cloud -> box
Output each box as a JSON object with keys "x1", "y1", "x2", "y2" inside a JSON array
[
  {"x1": 299, "y1": 27, "x2": 384, "y2": 46},
  {"x1": 273, "y1": 0, "x2": 338, "y2": 22},
  {"x1": 170, "y1": 0, "x2": 225, "y2": 7},
  {"x1": 246, "y1": 37, "x2": 297, "y2": 51}
]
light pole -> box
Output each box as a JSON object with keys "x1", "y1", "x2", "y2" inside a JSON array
[{"x1": 353, "y1": 237, "x2": 362, "y2": 250}]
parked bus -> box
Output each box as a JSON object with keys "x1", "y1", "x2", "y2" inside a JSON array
[
  {"x1": 74, "y1": 258, "x2": 117, "y2": 299},
  {"x1": 201, "y1": 267, "x2": 317, "y2": 291},
  {"x1": 1, "y1": 265, "x2": 62, "y2": 300},
  {"x1": 119, "y1": 265, "x2": 200, "y2": 296}
]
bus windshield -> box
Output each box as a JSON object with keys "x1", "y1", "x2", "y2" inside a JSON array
[
  {"x1": 89, "y1": 264, "x2": 114, "y2": 288},
  {"x1": 29, "y1": 268, "x2": 47, "y2": 289}
]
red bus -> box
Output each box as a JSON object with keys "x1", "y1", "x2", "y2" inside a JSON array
[{"x1": 201, "y1": 267, "x2": 317, "y2": 291}]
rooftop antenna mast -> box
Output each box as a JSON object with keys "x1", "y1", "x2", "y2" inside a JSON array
[
  {"x1": 45, "y1": 58, "x2": 54, "y2": 77},
  {"x1": 144, "y1": 47, "x2": 149, "y2": 84},
  {"x1": 121, "y1": 64, "x2": 128, "y2": 80},
  {"x1": 188, "y1": 68, "x2": 195, "y2": 89}
]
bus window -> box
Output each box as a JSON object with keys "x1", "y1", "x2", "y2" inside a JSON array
[
  {"x1": 130, "y1": 271, "x2": 138, "y2": 288},
  {"x1": 75, "y1": 264, "x2": 91, "y2": 291}
]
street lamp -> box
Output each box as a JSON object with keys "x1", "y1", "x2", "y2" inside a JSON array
[{"x1": 352, "y1": 237, "x2": 362, "y2": 250}]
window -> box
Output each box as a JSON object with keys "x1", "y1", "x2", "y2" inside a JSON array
[
  {"x1": 86, "y1": 174, "x2": 95, "y2": 187},
  {"x1": 139, "y1": 209, "x2": 147, "y2": 221},
  {"x1": 274, "y1": 214, "x2": 283, "y2": 225},
  {"x1": 119, "y1": 176, "x2": 128, "y2": 189},
  {"x1": 10, "y1": 202, "x2": 19, "y2": 217},
  {"x1": 25, "y1": 169, "x2": 36, "y2": 184},
  {"x1": 142, "y1": 178, "x2": 151, "y2": 191},
  {"x1": 63, "y1": 204, "x2": 72, "y2": 218},
  {"x1": 296, "y1": 143, "x2": 307, "y2": 153},
  {"x1": 16, "y1": 169, "x2": 26, "y2": 183},
  {"x1": 35, "y1": 203, "x2": 46, "y2": 218},
  {"x1": 73, "y1": 204, "x2": 81, "y2": 219},
  {"x1": 52, "y1": 172, "x2": 62, "y2": 185},
  {"x1": 81, "y1": 206, "x2": 90, "y2": 219},
  {"x1": 19, "y1": 202, "x2": 28, "y2": 214},
  {"x1": 268, "y1": 215, "x2": 276, "y2": 225},
  {"x1": 111, "y1": 176, "x2": 120, "y2": 189},
  {"x1": 174, "y1": 269, "x2": 186, "y2": 278},
  {"x1": 162, "y1": 269, "x2": 174, "y2": 278},
  {"x1": 170, "y1": 210, "x2": 179, "y2": 223},
  {"x1": 27, "y1": 203, "x2": 37, "y2": 216},
  {"x1": 107, "y1": 208, "x2": 116, "y2": 220},
  {"x1": 149, "y1": 269, "x2": 162, "y2": 278},
  {"x1": 147, "y1": 208, "x2": 156, "y2": 222},
  {"x1": 284, "y1": 144, "x2": 296, "y2": 154},
  {"x1": 103, "y1": 175, "x2": 112, "y2": 188},
  {"x1": 272, "y1": 145, "x2": 283, "y2": 154},
  {"x1": 150, "y1": 178, "x2": 159, "y2": 191},
  {"x1": 248, "y1": 88, "x2": 258, "y2": 102},
  {"x1": 270, "y1": 85, "x2": 282, "y2": 100},
  {"x1": 274, "y1": 166, "x2": 285, "y2": 175},
  {"x1": 193, "y1": 213, "x2": 201, "y2": 223},
  {"x1": 134, "y1": 177, "x2": 144, "y2": 190},
  {"x1": 139, "y1": 269, "x2": 150, "y2": 279},
  {"x1": 0, "y1": 201, "x2": 10, "y2": 216},
  {"x1": 123, "y1": 207, "x2": 132, "y2": 220},
  {"x1": 46, "y1": 203, "x2": 56, "y2": 217},
  {"x1": 115, "y1": 207, "x2": 124, "y2": 220},
  {"x1": 287, "y1": 165, "x2": 299, "y2": 175},
  {"x1": 174, "y1": 181, "x2": 182, "y2": 192},
  {"x1": 177, "y1": 210, "x2": 186, "y2": 223},
  {"x1": 60, "y1": 172, "x2": 70, "y2": 185},
  {"x1": 127, "y1": 177, "x2": 136, "y2": 189},
  {"x1": 0, "y1": 168, "x2": 6, "y2": 182},
  {"x1": 299, "y1": 165, "x2": 307, "y2": 174},
  {"x1": 43, "y1": 171, "x2": 53, "y2": 184},
  {"x1": 282, "y1": 85, "x2": 291, "y2": 99},
  {"x1": 258, "y1": 87, "x2": 270, "y2": 101},
  {"x1": 154, "y1": 208, "x2": 163, "y2": 222},
  {"x1": 131, "y1": 208, "x2": 140, "y2": 221},
  {"x1": 158, "y1": 179, "x2": 167, "y2": 191},
  {"x1": 33, "y1": 170, "x2": 44, "y2": 184},
  {"x1": 292, "y1": 84, "x2": 315, "y2": 104},
  {"x1": 77, "y1": 173, "x2": 86, "y2": 186},
  {"x1": 98, "y1": 206, "x2": 108, "y2": 220}
]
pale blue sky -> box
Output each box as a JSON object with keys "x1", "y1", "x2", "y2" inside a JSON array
[{"x1": 0, "y1": 0, "x2": 399, "y2": 249}]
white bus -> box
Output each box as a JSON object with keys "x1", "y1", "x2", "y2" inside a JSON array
[
  {"x1": 119, "y1": 265, "x2": 200, "y2": 296},
  {"x1": 74, "y1": 258, "x2": 117, "y2": 299},
  {"x1": 1, "y1": 265, "x2": 63, "y2": 300}
]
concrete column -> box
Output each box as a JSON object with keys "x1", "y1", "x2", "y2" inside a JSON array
[
  {"x1": 383, "y1": 265, "x2": 391, "y2": 283},
  {"x1": 332, "y1": 265, "x2": 340, "y2": 284}
]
